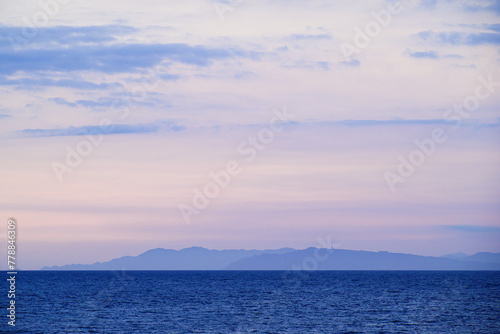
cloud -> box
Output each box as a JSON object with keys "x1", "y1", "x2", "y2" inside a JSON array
[
  {"x1": 332, "y1": 119, "x2": 450, "y2": 126},
  {"x1": 485, "y1": 0, "x2": 500, "y2": 14},
  {"x1": 289, "y1": 27, "x2": 333, "y2": 42},
  {"x1": 418, "y1": 31, "x2": 462, "y2": 45},
  {"x1": 485, "y1": 23, "x2": 500, "y2": 32},
  {"x1": 48, "y1": 96, "x2": 156, "y2": 110},
  {"x1": 442, "y1": 225, "x2": 500, "y2": 233},
  {"x1": 290, "y1": 33, "x2": 332, "y2": 40},
  {"x1": 418, "y1": 30, "x2": 500, "y2": 46},
  {"x1": 0, "y1": 77, "x2": 123, "y2": 90},
  {"x1": 340, "y1": 59, "x2": 360, "y2": 67},
  {"x1": 48, "y1": 97, "x2": 77, "y2": 108},
  {"x1": 18, "y1": 121, "x2": 185, "y2": 137},
  {"x1": 419, "y1": 0, "x2": 438, "y2": 9},
  {"x1": 0, "y1": 40, "x2": 259, "y2": 75},
  {"x1": 465, "y1": 32, "x2": 500, "y2": 45},
  {"x1": 465, "y1": 0, "x2": 500, "y2": 14},
  {"x1": 281, "y1": 59, "x2": 332, "y2": 70},
  {"x1": 17, "y1": 118, "x2": 471, "y2": 138},
  {"x1": 0, "y1": 24, "x2": 138, "y2": 51},
  {"x1": 0, "y1": 72, "x2": 179, "y2": 91},
  {"x1": 443, "y1": 54, "x2": 464, "y2": 59},
  {"x1": 0, "y1": 114, "x2": 10, "y2": 118},
  {"x1": 127, "y1": 73, "x2": 179, "y2": 83},
  {"x1": 415, "y1": 0, "x2": 500, "y2": 14},
  {"x1": 233, "y1": 71, "x2": 255, "y2": 79},
  {"x1": 259, "y1": 119, "x2": 454, "y2": 129},
  {"x1": 407, "y1": 50, "x2": 439, "y2": 59},
  {"x1": 201, "y1": 118, "x2": 466, "y2": 130},
  {"x1": 316, "y1": 61, "x2": 330, "y2": 70}
]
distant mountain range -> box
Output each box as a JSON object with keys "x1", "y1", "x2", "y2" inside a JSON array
[{"x1": 41, "y1": 247, "x2": 500, "y2": 270}]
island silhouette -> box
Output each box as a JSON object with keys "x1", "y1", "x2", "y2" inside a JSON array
[{"x1": 42, "y1": 247, "x2": 500, "y2": 271}]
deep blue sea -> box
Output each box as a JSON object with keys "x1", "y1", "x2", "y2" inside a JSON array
[{"x1": 5, "y1": 271, "x2": 500, "y2": 333}]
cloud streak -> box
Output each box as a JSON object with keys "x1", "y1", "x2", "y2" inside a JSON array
[
  {"x1": 418, "y1": 30, "x2": 500, "y2": 46},
  {"x1": 0, "y1": 24, "x2": 138, "y2": 49},
  {"x1": 465, "y1": 0, "x2": 500, "y2": 14},
  {"x1": 407, "y1": 50, "x2": 439, "y2": 59},
  {"x1": 18, "y1": 121, "x2": 185, "y2": 137},
  {"x1": 290, "y1": 33, "x2": 332, "y2": 40},
  {"x1": 442, "y1": 225, "x2": 500, "y2": 233},
  {"x1": 0, "y1": 77, "x2": 123, "y2": 90},
  {"x1": 0, "y1": 40, "x2": 260, "y2": 75},
  {"x1": 16, "y1": 118, "x2": 500, "y2": 139}
]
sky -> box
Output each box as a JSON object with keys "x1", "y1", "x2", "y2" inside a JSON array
[{"x1": 0, "y1": 0, "x2": 499, "y2": 269}]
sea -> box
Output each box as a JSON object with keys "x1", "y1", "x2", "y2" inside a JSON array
[{"x1": 6, "y1": 271, "x2": 500, "y2": 333}]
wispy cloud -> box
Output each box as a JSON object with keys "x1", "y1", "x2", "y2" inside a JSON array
[
  {"x1": 418, "y1": 30, "x2": 500, "y2": 46},
  {"x1": 442, "y1": 225, "x2": 500, "y2": 233},
  {"x1": 327, "y1": 119, "x2": 450, "y2": 126},
  {"x1": 443, "y1": 54, "x2": 464, "y2": 59},
  {"x1": 340, "y1": 59, "x2": 360, "y2": 67},
  {"x1": 48, "y1": 96, "x2": 156, "y2": 110},
  {"x1": 18, "y1": 121, "x2": 185, "y2": 137},
  {"x1": 290, "y1": 33, "x2": 332, "y2": 40},
  {"x1": 466, "y1": 32, "x2": 500, "y2": 45},
  {"x1": 406, "y1": 50, "x2": 439, "y2": 59},
  {"x1": 17, "y1": 118, "x2": 484, "y2": 138},
  {"x1": 464, "y1": 0, "x2": 500, "y2": 14},
  {"x1": 419, "y1": 0, "x2": 438, "y2": 9},
  {"x1": 0, "y1": 77, "x2": 123, "y2": 90},
  {"x1": 0, "y1": 24, "x2": 138, "y2": 48},
  {"x1": 415, "y1": 0, "x2": 500, "y2": 14},
  {"x1": 281, "y1": 59, "x2": 332, "y2": 70},
  {"x1": 485, "y1": 23, "x2": 500, "y2": 32},
  {"x1": 0, "y1": 40, "x2": 260, "y2": 75}
]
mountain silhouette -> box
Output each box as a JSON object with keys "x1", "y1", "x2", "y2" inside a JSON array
[
  {"x1": 41, "y1": 247, "x2": 500, "y2": 270},
  {"x1": 226, "y1": 248, "x2": 500, "y2": 270},
  {"x1": 41, "y1": 247, "x2": 295, "y2": 270}
]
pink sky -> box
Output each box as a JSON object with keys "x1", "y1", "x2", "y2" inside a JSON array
[{"x1": 0, "y1": 0, "x2": 499, "y2": 269}]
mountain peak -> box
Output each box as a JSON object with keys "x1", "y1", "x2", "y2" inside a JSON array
[{"x1": 442, "y1": 252, "x2": 470, "y2": 259}]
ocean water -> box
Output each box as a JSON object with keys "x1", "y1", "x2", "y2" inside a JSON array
[{"x1": 7, "y1": 271, "x2": 500, "y2": 333}]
